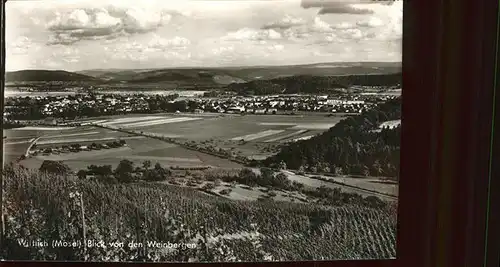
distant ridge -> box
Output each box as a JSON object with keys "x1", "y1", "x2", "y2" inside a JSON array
[
  {"x1": 228, "y1": 73, "x2": 402, "y2": 95},
  {"x1": 6, "y1": 62, "x2": 401, "y2": 85},
  {"x1": 76, "y1": 61, "x2": 401, "y2": 72},
  {"x1": 5, "y1": 70, "x2": 100, "y2": 82},
  {"x1": 76, "y1": 62, "x2": 401, "y2": 84}
]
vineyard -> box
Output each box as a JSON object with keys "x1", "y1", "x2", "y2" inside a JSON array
[{"x1": 2, "y1": 165, "x2": 396, "y2": 262}]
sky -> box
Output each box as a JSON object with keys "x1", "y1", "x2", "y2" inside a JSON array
[{"x1": 5, "y1": 0, "x2": 402, "y2": 71}]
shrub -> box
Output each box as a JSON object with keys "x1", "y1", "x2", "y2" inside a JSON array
[
  {"x1": 219, "y1": 189, "x2": 232, "y2": 195},
  {"x1": 77, "y1": 170, "x2": 87, "y2": 180},
  {"x1": 202, "y1": 183, "x2": 216, "y2": 191},
  {"x1": 142, "y1": 160, "x2": 152, "y2": 170}
]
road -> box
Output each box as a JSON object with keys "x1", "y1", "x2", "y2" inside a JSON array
[
  {"x1": 25, "y1": 136, "x2": 42, "y2": 157},
  {"x1": 280, "y1": 170, "x2": 398, "y2": 201}
]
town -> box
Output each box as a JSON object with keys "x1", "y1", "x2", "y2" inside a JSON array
[{"x1": 3, "y1": 88, "x2": 400, "y2": 123}]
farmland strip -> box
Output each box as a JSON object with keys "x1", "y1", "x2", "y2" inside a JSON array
[
  {"x1": 119, "y1": 155, "x2": 202, "y2": 163},
  {"x1": 264, "y1": 130, "x2": 309, "y2": 143},
  {"x1": 230, "y1": 130, "x2": 285, "y2": 142},
  {"x1": 101, "y1": 116, "x2": 166, "y2": 126},
  {"x1": 36, "y1": 136, "x2": 145, "y2": 145},
  {"x1": 41, "y1": 131, "x2": 100, "y2": 139},
  {"x1": 120, "y1": 117, "x2": 202, "y2": 128}
]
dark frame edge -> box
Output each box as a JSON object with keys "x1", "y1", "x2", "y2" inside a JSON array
[
  {"x1": 484, "y1": 2, "x2": 500, "y2": 266},
  {"x1": 396, "y1": 0, "x2": 444, "y2": 266},
  {"x1": 430, "y1": 0, "x2": 499, "y2": 267},
  {"x1": 1, "y1": 0, "x2": 7, "y2": 257}
]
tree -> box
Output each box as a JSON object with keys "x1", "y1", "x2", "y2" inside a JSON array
[
  {"x1": 219, "y1": 189, "x2": 232, "y2": 195},
  {"x1": 239, "y1": 168, "x2": 258, "y2": 186},
  {"x1": 260, "y1": 167, "x2": 274, "y2": 180},
  {"x1": 274, "y1": 172, "x2": 291, "y2": 188},
  {"x1": 363, "y1": 165, "x2": 370, "y2": 177},
  {"x1": 297, "y1": 165, "x2": 306, "y2": 175},
  {"x1": 279, "y1": 160, "x2": 287, "y2": 170},
  {"x1": 309, "y1": 165, "x2": 318, "y2": 173},
  {"x1": 334, "y1": 166, "x2": 344, "y2": 176},
  {"x1": 39, "y1": 160, "x2": 72, "y2": 175},
  {"x1": 155, "y1": 163, "x2": 170, "y2": 175},
  {"x1": 87, "y1": 165, "x2": 113, "y2": 176},
  {"x1": 316, "y1": 185, "x2": 330, "y2": 198},
  {"x1": 202, "y1": 183, "x2": 216, "y2": 191},
  {"x1": 142, "y1": 160, "x2": 152, "y2": 170},
  {"x1": 292, "y1": 181, "x2": 304, "y2": 190},
  {"x1": 115, "y1": 159, "x2": 135, "y2": 183},
  {"x1": 372, "y1": 160, "x2": 383, "y2": 176},
  {"x1": 116, "y1": 159, "x2": 134, "y2": 174},
  {"x1": 77, "y1": 170, "x2": 87, "y2": 179}
]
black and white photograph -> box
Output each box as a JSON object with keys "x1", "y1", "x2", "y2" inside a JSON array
[{"x1": 2, "y1": 0, "x2": 402, "y2": 262}]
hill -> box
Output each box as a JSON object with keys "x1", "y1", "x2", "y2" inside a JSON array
[
  {"x1": 115, "y1": 69, "x2": 246, "y2": 86},
  {"x1": 3, "y1": 165, "x2": 396, "y2": 261},
  {"x1": 76, "y1": 62, "x2": 401, "y2": 86},
  {"x1": 263, "y1": 98, "x2": 402, "y2": 178},
  {"x1": 5, "y1": 70, "x2": 100, "y2": 82},
  {"x1": 6, "y1": 62, "x2": 401, "y2": 88},
  {"x1": 76, "y1": 68, "x2": 246, "y2": 86},
  {"x1": 228, "y1": 73, "x2": 402, "y2": 95}
]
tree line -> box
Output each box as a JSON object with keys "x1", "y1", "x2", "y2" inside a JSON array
[
  {"x1": 35, "y1": 159, "x2": 390, "y2": 209},
  {"x1": 263, "y1": 97, "x2": 402, "y2": 179},
  {"x1": 38, "y1": 159, "x2": 172, "y2": 184},
  {"x1": 205, "y1": 167, "x2": 389, "y2": 209},
  {"x1": 227, "y1": 73, "x2": 401, "y2": 95}
]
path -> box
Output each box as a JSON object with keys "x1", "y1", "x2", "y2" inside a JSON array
[
  {"x1": 25, "y1": 136, "x2": 42, "y2": 157},
  {"x1": 281, "y1": 170, "x2": 398, "y2": 201}
]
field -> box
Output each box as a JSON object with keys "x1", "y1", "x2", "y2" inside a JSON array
[
  {"x1": 159, "y1": 179, "x2": 311, "y2": 203},
  {"x1": 99, "y1": 113, "x2": 342, "y2": 159},
  {"x1": 3, "y1": 113, "x2": 398, "y2": 200},
  {"x1": 91, "y1": 113, "x2": 339, "y2": 141},
  {"x1": 325, "y1": 177, "x2": 398, "y2": 197},
  {"x1": 4, "y1": 113, "x2": 343, "y2": 170},
  {"x1": 20, "y1": 137, "x2": 242, "y2": 171},
  {"x1": 280, "y1": 171, "x2": 397, "y2": 201},
  {"x1": 3, "y1": 143, "x2": 30, "y2": 163}
]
